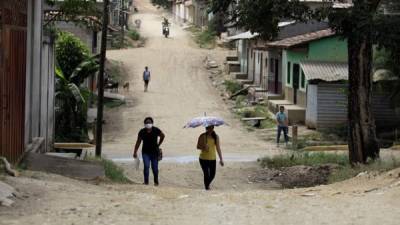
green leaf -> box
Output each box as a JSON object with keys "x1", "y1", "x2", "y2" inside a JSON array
[{"x1": 67, "y1": 83, "x2": 85, "y2": 103}]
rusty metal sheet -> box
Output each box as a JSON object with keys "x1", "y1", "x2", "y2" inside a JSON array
[{"x1": 0, "y1": 0, "x2": 27, "y2": 163}]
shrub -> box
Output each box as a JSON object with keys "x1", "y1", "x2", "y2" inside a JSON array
[
  {"x1": 128, "y1": 29, "x2": 140, "y2": 41},
  {"x1": 223, "y1": 80, "x2": 242, "y2": 94},
  {"x1": 56, "y1": 31, "x2": 90, "y2": 78},
  {"x1": 196, "y1": 28, "x2": 217, "y2": 49},
  {"x1": 259, "y1": 152, "x2": 349, "y2": 169},
  {"x1": 102, "y1": 159, "x2": 131, "y2": 183}
]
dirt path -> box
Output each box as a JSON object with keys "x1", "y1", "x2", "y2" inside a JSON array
[{"x1": 102, "y1": 0, "x2": 280, "y2": 161}]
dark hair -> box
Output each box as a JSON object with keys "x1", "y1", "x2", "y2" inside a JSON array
[
  {"x1": 280, "y1": 106, "x2": 285, "y2": 109},
  {"x1": 206, "y1": 126, "x2": 217, "y2": 142},
  {"x1": 144, "y1": 117, "x2": 153, "y2": 124}
]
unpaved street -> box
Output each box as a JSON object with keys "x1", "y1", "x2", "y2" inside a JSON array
[
  {"x1": 1, "y1": 1, "x2": 400, "y2": 224},
  {"x1": 102, "y1": 2, "x2": 278, "y2": 161}
]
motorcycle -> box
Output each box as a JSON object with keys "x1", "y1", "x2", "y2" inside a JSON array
[{"x1": 162, "y1": 25, "x2": 169, "y2": 38}]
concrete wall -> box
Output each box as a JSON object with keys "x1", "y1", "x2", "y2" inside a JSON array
[
  {"x1": 284, "y1": 86, "x2": 294, "y2": 103},
  {"x1": 308, "y1": 36, "x2": 348, "y2": 62},
  {"x1": 25, "y1": 0, "x2": 55, "y2": 152},
  {"x1": 266, "y1": 49, "x2": 283, "y2": 94},
  {"x1": 56, "y1": 22, "x2": 101, "y2": 54},
  {"x1": 192, "y1": 0, "x2": 207, "y2": 27},
  {"x1": 254, "y1": 50, "x2": 263, "y2": 86},
  {"x1": 297, "y1": 90, "x2": 307, "y2": 108},
  {"x1": 237, "y1": 40, "x2": 249, "y2": 74}
]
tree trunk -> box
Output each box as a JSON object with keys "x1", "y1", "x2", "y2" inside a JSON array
[{"x1": 347, "y1": 35, "x2": 380, "y2": 164}]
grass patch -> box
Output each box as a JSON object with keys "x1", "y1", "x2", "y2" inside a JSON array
[
  {"x1": 223, "y1": 80, "x2": 242, "y2": 94},
  {"x1": 86, "y1": 157, "x2": 131, "y2": 183},
  {"x1": 187, "y1": 26, "x2": 217, "y2": 49},
  {"x1": 127, "y1": 29, "x2": 140, "y2": 41},
  {"x1": 104, "y1": 99, "x2": 125, "y2": 108},
  {"x1": 259, "y1": 152, "x2": 400, "y2": 184},
  {"x1": 101, "y1": 159, "x2": 131, "y2": 183},
  {"x1": 329, "y1": 157, "x2": 400, "y2": 183},
  {"x1": 236, "y1": 105, "x2": 275, "y2": 129},
  {"x1": 259, "y1": 152, "x2": 349, "y2": 169},
  {"x1": 235, "y1": 95, "x2": 247, "y2": 107}
]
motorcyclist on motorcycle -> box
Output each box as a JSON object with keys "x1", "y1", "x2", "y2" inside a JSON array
[
  {"x1": 162, "y1": 18, "x2": 170, "y2": 28},
  {"x1": 162, "y1": 18, "x2": 170, "y2": 37}
]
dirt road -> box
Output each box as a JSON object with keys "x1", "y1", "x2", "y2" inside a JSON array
[
  {"x1": 1, "y1": 1, "x2": 400, "y2": 224},
  {"x1": 102, "y1": 1, "x2": 279, "y2": 161}
]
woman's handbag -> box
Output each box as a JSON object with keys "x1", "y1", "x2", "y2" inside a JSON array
[{"x1": 158, "y1": 148, "x2": 163, "y2": 161}]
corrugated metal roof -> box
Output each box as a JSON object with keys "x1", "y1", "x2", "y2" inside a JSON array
[
  {"x1": 225, "y1": 21, "x2": 296, "y2": 41},
  {"x1": 300, "y1": 61, "x2": 348, "y2": 81},
  {"x1": 266, "y1": 29, "x2": 335, "y2": 48},
  {"x1": 226, "y1": 31, "x2": 259, "y2": 41}
]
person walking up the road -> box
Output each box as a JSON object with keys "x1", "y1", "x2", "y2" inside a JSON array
[
  {"x1": 276, "y1": 106, "x2": 289, "y2": 146},
  {"x1": 196, "y1": 125, "x2": 224, "y2": 190},
  {"x1": 133, "y1": 117, "x2": 165, "y2": 186},
  {"x1": 143, "y1": 66, "x2": 151, "y2": 92}
]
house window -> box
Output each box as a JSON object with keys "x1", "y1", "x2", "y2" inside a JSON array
[
  {"x1": 301, "y1": 71, "x2": 306, "y2": 89},
  {"x1": 287, "y1": 62, "x2": 291, "y2": 84}
]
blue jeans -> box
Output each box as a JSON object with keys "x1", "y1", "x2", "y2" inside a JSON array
[
  {"x1": 142, "y1": 153, "x2": 159, "y2": 184},
  {"x1": 277, "y1": 125, "x2": 289, "y2": 144}
]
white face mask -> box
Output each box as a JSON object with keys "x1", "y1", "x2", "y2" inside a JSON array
[{"x1": 145, "y1": 123, "x2": 153, "y2": 129}]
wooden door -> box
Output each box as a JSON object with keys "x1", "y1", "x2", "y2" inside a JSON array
[
  {"x1": 293, "y1": 63, "x2": 300, "y2": 104},
  {"x1": 0, "y1": 0, "x2": 27, "y2": 163}
]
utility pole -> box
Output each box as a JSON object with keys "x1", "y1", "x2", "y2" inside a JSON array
[
  {"x1": 120, "y1": 0, "x2": 125, "y2": 48},
  {"x1": 96, "y1": 0, "x2": 110, "y2": 157}
]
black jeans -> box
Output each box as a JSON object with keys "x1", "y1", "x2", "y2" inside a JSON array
[
  {"x1": 199, "y1": 159, "x2": 216, "y2": 190},
  {"x1": 277, "y1": 125, "x2": 289, "y2": 144}
]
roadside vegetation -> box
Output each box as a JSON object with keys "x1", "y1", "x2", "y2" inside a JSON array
[
  {"x1": 101, "y1": 159, "x2": 132, "y2": 183},
  {"x1": 55, "y1": 31, "x2": 99, "y2": 142},
  {"x1": 221, "y1": 80, "x2": 275, "y2": 129},
  {"x1": 259, "y1": 152, "x2": 400, "y2": 184},
  {"x1": 186, "y1": 19, "x2": 219, "y2": 49},
  {"x1": 85, "y1": 157, "x2": 131, "y2": 183}
]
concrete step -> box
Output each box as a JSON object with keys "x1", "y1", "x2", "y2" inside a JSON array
[
  {"x1": 237, "y1": 79, "x2": 253, "y2": 85},
  {"x1": 226, "y1": 56, "x2": 238, "y2": 61},
  {"x1": 230, "y1": 72, "x2": 248, "y2": 80}
]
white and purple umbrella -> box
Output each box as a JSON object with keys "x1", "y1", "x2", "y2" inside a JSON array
[{"x1": 184, "y1": 114, "x2": 225, "y2": 128}]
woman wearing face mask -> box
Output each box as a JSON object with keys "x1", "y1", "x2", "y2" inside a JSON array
[
  {"x1": 196, "y1": 125, "x2": 224, "y2": 190},
  {"x1": 133, "y1": 117, "x2": 165, "y2": 186}
]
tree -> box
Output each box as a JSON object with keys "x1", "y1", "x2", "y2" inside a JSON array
[
  {"x1": 45, "y1": 0, "x2": 102, "y2": 31},
  {"x1": 56, "y1": 31, "x2": 90, "y2": 78},
  {"x1": 212, "y1": 0, "x2": 400, "y2": 164},
  {"x1": 151, "y1": 0, "x2": 172, "y2": 9}
]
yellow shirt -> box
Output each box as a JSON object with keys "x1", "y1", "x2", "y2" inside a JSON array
[{"x1": 199, "y1": 135, "x2": 217, "y2": 160}]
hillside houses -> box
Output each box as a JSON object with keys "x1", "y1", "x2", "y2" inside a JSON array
[
  {"x1": 225, "y1": 1, "x2": 399, "y2": 130},
  {"x1": 172, "y1": 0, "x2": 210, "y2": 27}
]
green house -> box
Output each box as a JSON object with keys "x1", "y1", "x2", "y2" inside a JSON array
[
  {"x1": 266, "y1": 29, "x2": 399, "y2": 129},
  {"x1": 266, "y1": 29, "x2": 349, "y2": 125}
]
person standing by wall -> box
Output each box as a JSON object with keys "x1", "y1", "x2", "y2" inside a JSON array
[
  {"x1": 276, "y1": 106, "x2": 289, "y2": 146},
  {"x1": 133, "y1": 117, "x2": 165, "y2": 186},
  {"x1": 143, "y1": 66, "x2": 151, "y2": 92}
]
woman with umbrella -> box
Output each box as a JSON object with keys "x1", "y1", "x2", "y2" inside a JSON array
[{"x1": 185, "y1": 115, "x2": 224, "y2": 190}]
